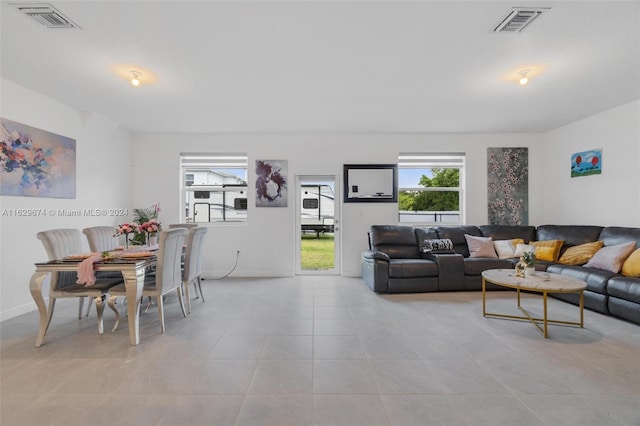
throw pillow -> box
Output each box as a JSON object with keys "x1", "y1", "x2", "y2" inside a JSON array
[
  {"x1": 534, "y1": 246, "x2": 556, "y2": 262},
  {"x1": 621, "y1": 248, "x2": 640, "y2": 277},
  {"x1": 493, "y1": 238, "x2": 525, "y2": 259},
  {"x1": 422, "y1": 238, "x2": 454, "y2": 253},
  {"x1": 584, "y1": 241, "x2": 636, "y2": 273},
  {"x1": 464, "y1": 234, "x2": 497, "y2": 258},
  {"x1": 514, "y1": 243, "x2": 536, "y2": 258},
  {"x1": 558, "y1": 241, "x2": 605, "y2": 266},
  {"x1": 530, "y1": 239, "x2": 564, "y2": 262}
]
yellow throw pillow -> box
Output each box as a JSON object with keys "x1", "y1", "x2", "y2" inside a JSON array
[
  {"x1": 534, "y1": 246, "x2": 556, "y2": 262},
  {"x1": 621, "y1": 248, "x2": 640, "y2": 277},
  {"x1": 530, "y1": 240, "x2": 564, "y2": 262},
  {"x1": 558, "y1": 241, "x2": 605, "y2": 266}
]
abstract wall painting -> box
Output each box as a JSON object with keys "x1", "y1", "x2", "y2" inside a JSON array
[
  {"x1": 255, "y1": 159, "x2": 288, "y2": 207},
  {"x1": 487, "y1": 147, "x2": 528, "y2": 226},
  {"x1": 571, "y1": 149, "x2": 602, "y2": 178},
  {"x1": 1, "y1": 118, "x2": 76, "y2": 198}
]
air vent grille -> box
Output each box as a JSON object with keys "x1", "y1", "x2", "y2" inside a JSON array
[
  {"x1": 11, "y1": 3, "x2": 80, "y2": 29},
  {"x1": 493, "y1": 8, "x2": 548, "y2": 33}
]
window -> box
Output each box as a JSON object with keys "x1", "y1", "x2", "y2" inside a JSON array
[
  {"x1": 398, "y1": 153, "x2": 465, "y2": 224},
  {"x1": 180, "y1": 153, "x2": 248, "y2": 223}
]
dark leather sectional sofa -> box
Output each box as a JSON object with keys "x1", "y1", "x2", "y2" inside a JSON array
[{"x1": 361, "y1": 224, "x2": 640, "y2": 325}]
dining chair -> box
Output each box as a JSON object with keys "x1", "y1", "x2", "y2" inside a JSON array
[
  {"x1": 183, "y1": 226, "x2": 208, "y2": 314},
  {"x1": 36, "y1": 228, "x2": 124, "y2": 334},
  {"x1": 82, "y1": 226, "x2": 119, "y2": 252},
  {"x1": 107, "y1": 228, "x2": 189, "y2": 333}
]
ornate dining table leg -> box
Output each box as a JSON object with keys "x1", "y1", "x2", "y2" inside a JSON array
[
  {"x1": 29, "y1": 271, "x2": 49, "y2": 347},
  {"x1": 122, "y1": 267, "x2": 146, "y2": 346}
]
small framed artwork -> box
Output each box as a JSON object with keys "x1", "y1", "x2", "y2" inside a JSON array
[
  {"x1": 343, "y1": 164, "x2": 398, "y2": 203},
  {"x1": 571, "y1": 149, "x2": 602, "y2": 178}
]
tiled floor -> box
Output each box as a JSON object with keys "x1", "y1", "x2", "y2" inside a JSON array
[{"x1": 1, "y1": 276, "x2": 639, "y2": 426}]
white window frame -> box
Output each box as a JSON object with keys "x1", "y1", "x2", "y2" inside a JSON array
[
  {"x1": 398, "y1": 153, "x2": 465, "y2": 225},
  {"x1": 180, "y1": 153, "x2": 248, "y2": 224}
]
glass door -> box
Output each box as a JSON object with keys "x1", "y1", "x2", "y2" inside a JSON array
[{"x1": 296, "y1": 175, "x2": 339, "y2": 275}]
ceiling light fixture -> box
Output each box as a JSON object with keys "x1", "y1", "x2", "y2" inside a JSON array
[
  {"x1": 518, "y1": 70, "x2": 530, "y2": 85},
  {"x1": 129, "y1": 70, "x2": 142, "y2": 87}
]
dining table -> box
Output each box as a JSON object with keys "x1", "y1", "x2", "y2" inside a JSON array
[{"x1": 29, "y1": 253, "x2": 156, "y2": 347}]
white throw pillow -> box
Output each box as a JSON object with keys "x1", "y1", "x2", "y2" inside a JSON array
[
  {"x1": 464, "y1": 234, "x2": 498, "y2": 258},
  {"x1": 514, "y1": 243, "x2": 536, "y2": 258}
]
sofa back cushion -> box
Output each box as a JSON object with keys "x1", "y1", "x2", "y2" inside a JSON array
[
  {"x1": 536, "y1": 225, "x2": 603, "y2": 249},
  {"x1": 369, "y1": 225, "x2": 421, "y2": 259},
  {"x1": 598, "y1": 227, "x2": 640, "y2": 249},
  {"x1": 433, "y1": 226, "x2": 482, "y2": 257},
  {"x1": 479, "y1": 225, "x2": 536, "y2": 243}
]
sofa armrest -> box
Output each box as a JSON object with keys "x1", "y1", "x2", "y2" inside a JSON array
[
  {"x1": 361, "y1": 250, "x2": 390, "y2": 293},
  {"x1": 423, "y1": 253, "x2": 465, "y2": 291},
  {"x1": 362, "y1": 250, "x2": 390, "y2": 261}
]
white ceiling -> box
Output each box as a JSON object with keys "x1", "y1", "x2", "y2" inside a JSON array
[{"x1": 1, "y1": 1, "x2": 639, "y2": 135}]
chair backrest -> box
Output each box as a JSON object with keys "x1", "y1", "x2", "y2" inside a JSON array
[
  {"x1": 83, "y1": 226, "x2": 119, "y2": 252},
  {"x1": 184, "y1": 226, "x2": 208, "y2": 283},
  {"x1": 155, "y1": 228, "x2": 189, "y2": 295},
  {"x1": 37, "y1": 229, "x2": 84, "y2": 290}
]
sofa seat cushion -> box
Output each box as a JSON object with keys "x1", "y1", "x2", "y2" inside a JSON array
[
  {"x1": 607, "y1": 277, "x2": 640, "y2": 304},
  {"x1": 389, "y1": 259, "x2": 439, "y2": 278},
  {"x1": 463, "y1": 258, "x2": 513, "y2": 276},
  {"x1": 546, "y1": 264, "x2": 615, "y2": 295}
]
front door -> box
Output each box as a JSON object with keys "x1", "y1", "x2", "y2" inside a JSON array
[{"x1": 296, "y1": 175, "x2": 340, "y2": 275}]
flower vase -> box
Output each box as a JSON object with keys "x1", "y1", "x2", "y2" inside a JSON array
[
  {"x1": 148, "y1": 233, "x2": 158, "y2": 246},
  {"x1": 526, "y1": 267, "x2": 535, "y2": 277},
  {"x1": 124, "y1": 234, "x2": 130, "y2": 251}
]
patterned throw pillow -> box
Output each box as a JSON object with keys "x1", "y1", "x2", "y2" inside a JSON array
[
  {"x1": 584, "y1": 241, "x2": 636, "y2": 273},
  {"x1": 530, "y1": 240, "x2": 564, "y2": 262},
  {"x1": 558, "y1": 241, "x2": 604, "y2": 265},
  {"x1": 493, "y1": 239, "x2": 525, "y2": 259},
  {"x1": 464, "y1": 234, "x2": 498, "y2": 258},
  {"x1": 422, "y1": 239, "x2": 454, "y2": 253}
]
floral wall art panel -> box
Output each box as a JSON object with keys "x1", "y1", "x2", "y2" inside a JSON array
[
  {"x1": 255, "y1": 159, "x2": 288, "y2": 207},
  {"x1": 571, "y1": 148, "x2": 602, "y2": 178},
  {"x1": 487, "y1": 147, "x2": 528, "y2": 225},
  {"x1": 1, "y1": 118, "x2": 76, "y2": 198}
]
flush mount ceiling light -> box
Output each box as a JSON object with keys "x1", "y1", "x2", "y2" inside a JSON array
[
  {"x1": 129, "y1": 70, "x2": 142, "y2": 87},
  {"x1": 518, "y1": 70, "x2": 531, "y2": 85}
]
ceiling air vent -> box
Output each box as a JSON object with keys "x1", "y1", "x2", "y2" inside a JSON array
[
  {"x1": 11, "y1": 3, "x2": 80, "y2": 29},
  {"x1": 492, "y1": 8, "x2": 548, "y2": 33}
]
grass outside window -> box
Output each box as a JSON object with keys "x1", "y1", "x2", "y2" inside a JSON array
[{"x1": 301, "y1": 233, "x2": 334, "y2": 269}]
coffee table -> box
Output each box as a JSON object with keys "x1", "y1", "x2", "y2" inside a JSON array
[{"x1": 481, "y1": 269, "x2": 587, "y2": 338}]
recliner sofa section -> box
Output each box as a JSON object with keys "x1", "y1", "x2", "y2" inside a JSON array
[{"x1": 361, "y1": 224, "x2": 640, "y2": 325}]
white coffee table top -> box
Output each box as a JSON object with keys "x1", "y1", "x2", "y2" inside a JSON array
[{"x1": 482, "y1": 269, "x2": 587, "y2": 293}]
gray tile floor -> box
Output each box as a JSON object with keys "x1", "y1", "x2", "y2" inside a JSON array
[{"x1": 1, "y1": 276, "x2": 639, "y2": 426}]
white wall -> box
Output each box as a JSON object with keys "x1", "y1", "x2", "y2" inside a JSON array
[
  {"x1": 0, "y1": 78, "x2": 132, "y2": 321},
  {"x1": 131, "y1": 133, "x2": 542, "y2": 278},
  {"x1": 541, "y1": 100, "x2": 640, "y2": 226}
]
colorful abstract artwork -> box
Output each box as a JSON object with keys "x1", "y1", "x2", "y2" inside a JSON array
[
  {"x1": 255, "y1": 159, "x2": 288, "y2": 207},
  {"x1": 487, "y1": 147, "x2": 528, "y2": 225},
  {"x1": 571, "y1": 149, "x2": 602, "y2": 178},
  {"x1": 1, "y1": 118, "x2": 76, "y2": 198}
]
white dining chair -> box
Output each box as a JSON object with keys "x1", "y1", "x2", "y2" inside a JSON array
[
  {"x1": 36, "y1": 228, "x2": 123, "y2": 334},
  {"x1": 107, "y1": 228, "x2": 188, "y2": 333},
  {"x1": 82, "y1": 226, "x2": 120, "y2": 252},
  {"x1": 183, "y1": 226, "x2": 208, "y2": 313}
]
